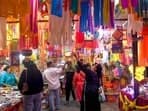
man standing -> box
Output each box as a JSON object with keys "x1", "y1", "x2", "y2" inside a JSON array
[
  {"x1": 43, "y1": 61, "x2": 63, "y2": 111},
  {"x1": 64, "y1": 61, "x2": 76, "y2": 104}
]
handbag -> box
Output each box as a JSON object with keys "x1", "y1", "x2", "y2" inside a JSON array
[
  {"x1": 21, "y1": 70, "x2": 29, "y2": 94},
  {"x1": 98, "y1": 86, "x2": 106, "y2": 102}
]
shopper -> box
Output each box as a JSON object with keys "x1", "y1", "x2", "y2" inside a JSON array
[
  {"x1": 73, "y1": 66, "x2": 85, "y2": 102},
  {"x1": 43, "y1": 61, "x2": 63, "y2": 111},
  {"x1": 64, "y1": 61, "x2": 76, "y2": 104},
  {"x1": 0, "y1": 66, "x2": 17, "y2": 86},
  {"x1": 77, "y1": 62, "x2": 101, "y2": 111},
  {"x1": 18, "y1": 59, "x2": 43, "y2": 111}
]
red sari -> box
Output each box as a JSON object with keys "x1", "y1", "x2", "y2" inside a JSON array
[{"x1": 73, "y1": 71, "x2": 85, "y2": 102}]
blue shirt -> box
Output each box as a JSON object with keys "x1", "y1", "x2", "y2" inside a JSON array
[{"x1": 0, "y1": 71, "x2": 17, "y2": 86}]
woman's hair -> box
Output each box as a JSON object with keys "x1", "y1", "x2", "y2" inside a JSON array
[
  {"x1": 76, "y1": 65, "x2": 81, "y2": 73},
  {"x1": 3, "y1": 66, "x2": 10, "y2": 71}
]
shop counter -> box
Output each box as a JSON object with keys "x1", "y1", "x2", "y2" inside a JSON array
[{"x1": 0, "y1": 87, "x2": 23, "y2": 111}]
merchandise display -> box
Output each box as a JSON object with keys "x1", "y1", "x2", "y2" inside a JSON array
[
  {"x1": 119, "y1": 79, "x2": 148, "y2": 111},
  {"x1": 0, "y1": 87, "x2": 22, "y2": 111}
]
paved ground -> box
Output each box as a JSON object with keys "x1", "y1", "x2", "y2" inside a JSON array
[{"x1": 42, "y1": 98, "x2": 119, "y2": 111}]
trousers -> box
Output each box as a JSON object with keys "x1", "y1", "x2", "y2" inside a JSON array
[
  {"x1": 48, "y1": 88, "x2": 61, "y2": 111},
  {"x1": 23, "y1": 93, "x2": 42, "y2": 111}
]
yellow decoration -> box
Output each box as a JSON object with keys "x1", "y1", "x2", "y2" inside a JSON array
[
  {"x1": 110, "y1": 53, "x2": 120, "y2": 62},
  {"x1": 119, "y1": 92, "x2": 148, "y2": 110},
  {"x1": 129, "y1": 65, "x2": 145, "y2": 81}
]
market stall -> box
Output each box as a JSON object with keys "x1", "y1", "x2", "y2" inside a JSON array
[
  {"x1": 0, "y1": 87, "x2": 23, "y2": 111},
  {"x1": 119, "y1": 79, "x2": 148, "y2": 111}
]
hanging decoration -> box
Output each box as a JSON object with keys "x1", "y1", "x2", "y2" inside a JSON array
[
  {"x1": 80, "y1": 1, "x2": 89, "y2": 32},
  {"x1": 0, "y1": 17, "x2": 6, "y2": 49},
  {"x1": 136, "y1": 0, "x2": 148, "y2": 17},
  {"x1": 30, "y1": 0, "x2": 38, "y2": 49},
  {"x1": 0, "y1": 0, "x2": 30, "y2": 18},
  {"x1": 39, "y1": 1, "x2": 48, "y2": 16},
  {"x1": 120, "y1": 0, "x2": 138, "y2": 9},
  {"x1": 88, "y1": 2, "x2": 94, "y2": 33},
  {"x1": 51, "y1": 0, "x2": 63, "y2": 17},
  {"x1": 93, "y1": 0, "x2": 103, "y2": 27},
  {"x1": 103, "y1": 0, "x2": 114, "y2": 27},
  {"x1": 70, "y1": 0, "x2": 79, "y2": 14},
  {"x1": 75, "y1": 32, "x2": 84, "y2": 48},
  {"x1": 138, "y1": 25, "x2": 148, "y2": 66},
  {"x1": 19, "y1": 0, "x2": 38, "y2": 50}
]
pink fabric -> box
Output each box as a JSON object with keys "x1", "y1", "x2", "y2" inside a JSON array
[
  {"x1": 113, "y1": 68, "x2": 119, "y2": 77},
  {"x1": 73, "y1": 71, "x2": 85, "y2": 102}
]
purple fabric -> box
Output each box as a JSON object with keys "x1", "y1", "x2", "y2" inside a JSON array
[
  {"x1": 131, "y1": 0, "x2": 138, "y2": 8},
  {"x1": 110, "y1": 0, "x2": 114, "y2": 27},
  {"x1": 121, "y1": 0, "x2": 138, "y2": 8},
  {"x1": 121, "y1": 0, "x2": 128, "y2": 9},
  {"x1": 88, "y1": 4, "x2": 94, "y2": 33}
]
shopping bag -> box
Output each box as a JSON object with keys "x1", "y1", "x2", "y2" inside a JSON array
[{"x1": 98, "y1": 86, "x2": 106, "y2": 102}]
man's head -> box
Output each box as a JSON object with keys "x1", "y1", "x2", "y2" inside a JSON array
[
  {"x1": 47, "y1": 61, "x2": 53, "y2": 67},
  {"x1": 23, "y1": 59, "x2": 34, "y2": 69}
]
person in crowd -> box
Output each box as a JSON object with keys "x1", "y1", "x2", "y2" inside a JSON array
[
  {"x1": 96, "y1": 63, "x2": 103, "y2": 85},
  {"x1": 64, "y1": 61, "x2": 76, "y2": 104},
  {"x1": 18, "y1": 59, "x2": 43, "y2": 111},
  {"x1": 43, "y1": 61, "x2": 63, "y2": 111},
  {"x1": 77, "y1": 61, "x2": 101, "y2": 111},
  {"x1": 73, "y1": 66, "x2": 85, "y2": 103},
  {"x1": 0, "y1": 65, "x2": 17, "y2": 86},
  {"x1": 113, "y1": 61, "x2": 123, "y2": 77},
  {"x1": 122, "y1": 65, "x2": 132, "y2": 84}
]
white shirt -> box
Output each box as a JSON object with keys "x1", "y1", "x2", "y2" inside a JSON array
[{"x1": 43, "y1": 67, "x2": 62, "y2": 90}]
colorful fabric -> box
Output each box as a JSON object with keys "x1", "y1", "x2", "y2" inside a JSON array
[
  {"x1": 120, "y1": 0, "x2": 138, "y2": 9},
  {"x1": 0, "y1": 17, "x2": 6, "y2": 49},
  {"x1": 0, "y1": 0, "x2": 30, "y2": 17},
  {"x1": 70, "y1": 0, "x2": 78, "y2": 14},
  {"x1": 93, "y1": 0, "x2": 103, "y2": 27},
  {"x1": 80, "y1": 1, "x2": 89, "y2": 32},
  {"x1": 138, "y1": 26, "x2": 148, "y2": 66},
  {"x1": 88, "y1": 3, "x2": 94, "y2": 33},
  {"x1": 50, "y1": 8, "x2": 72, "y2": 45},
  {"x1": 51, "y1": 0, "x2": 63, "y2": 17},
  {"x1": 136, "y1": 0, "x2": 148, "y2": 17},
  {"x1": 103, "y1": 0, "x2": 110, "y2": 26},
  {"x1": 110, "y1": 0, "x2": 114, "y2": 27}
]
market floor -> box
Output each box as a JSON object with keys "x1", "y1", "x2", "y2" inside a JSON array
[{"x1": 42, "y1": 98, "x2": 119, "y2": 111}]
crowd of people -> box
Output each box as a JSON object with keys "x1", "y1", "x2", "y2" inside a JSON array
[{"x1": 0, "y1": 56, "x2": 136, "y2": 111}]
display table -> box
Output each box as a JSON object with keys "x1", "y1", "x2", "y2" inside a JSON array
[
  {"x1": 0, "y1": 87, "x2": 23, "y2": 111},
  {"x1": 119, "y1": 91, "x2": 148, "y2": 111}
]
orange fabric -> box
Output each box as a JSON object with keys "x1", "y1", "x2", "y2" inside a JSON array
[{"x1": 138, "y1": 26, "x2": 148, "y2": 66}]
